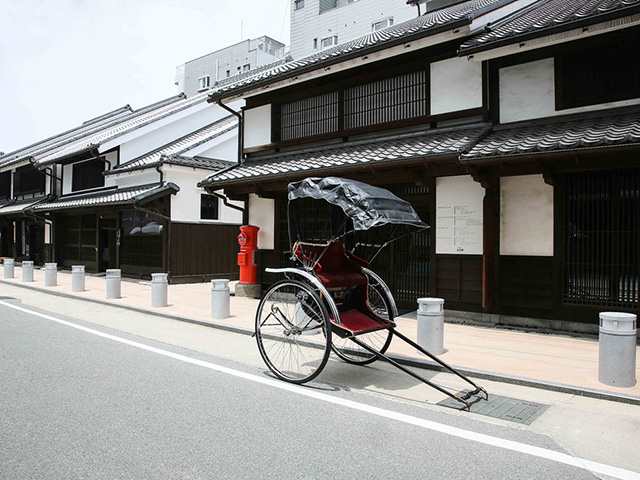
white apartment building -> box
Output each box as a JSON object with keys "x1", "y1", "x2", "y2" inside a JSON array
[
  {"x1": 175, "y1": 36, "x2": 286, "y2": 97},
  {"x1": 290, "y1": 0, "x2": 418, "y2": 59}
]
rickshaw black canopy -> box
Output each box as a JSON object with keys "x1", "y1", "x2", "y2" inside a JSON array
[{"x1": 288, "y1": 177, "x2": 428, "y2": 231}]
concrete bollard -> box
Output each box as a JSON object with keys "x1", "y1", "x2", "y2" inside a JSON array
[
  {"x1": 71, "y1": 265, "x2": 85, "y2": 292},
  {"x1": 211, "y1": 279, "x2": 230, "y2": 319},
  {"x1": 106, "y1": 269, "x2": 121, "y2": 299},
  {"x1": 599, "y1": 312, "x2": 637, "y2": 388},
  {"x1": 3, "y1": 258, "x2": 14, "y2": 279},
  {"x1": 44, "y1": 263, "x2": 57, "y2": 286},
  {"x1": 151, "y1": 273, "x2": 168, "y2": 307},
  {"x1": 21, "y1": 261, "x2": 34, "y2": 282},
  {"x1": 417, "y1": 297, "x2": 445, "y2": 356}
]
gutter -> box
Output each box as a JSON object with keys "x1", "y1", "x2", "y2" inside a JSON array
[{"x1": 24, "y1": 196, "x2": 56, "y2": 262}]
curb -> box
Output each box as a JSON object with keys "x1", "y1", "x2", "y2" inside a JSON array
[{"x1": 2, "y1": 278, "x2": 639, "y2": 406}]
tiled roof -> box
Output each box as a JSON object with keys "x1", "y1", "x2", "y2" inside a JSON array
[
  {"x1": 165, "y1": 156, "x2": 235, "y2": 170},
  {"x1": 36, "y1": 92, "x2": 213, "y2": 165},
  {"x1": 459, "y1": 0, "x2": 640, "y2": 55},
  {"x1": 461, "y1": 108, "x2": 640, "y2": 161},
  {"x1": 0, "y1": 197, "x2": 49, "y2": 216},
  {"x1": 109, "y1": 115, "x2": 237, "y2": 173},
  {"x1": 199, "y1": 125, "x2": 488, "y2": 188},
  {"x1": 208, "y1": 0, "x2": 510, "y2": 101},
  {"x1": 0, "y1": 95, "x2": 186, "y2": 172},
  {"x1": 31, "y1": 183, "x2": 179, "y2": 212},
  {"x1": 0, "y1": 105, "x2": 133, "y2": 171}
]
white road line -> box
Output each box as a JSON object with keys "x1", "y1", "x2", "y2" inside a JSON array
[{"x1": 2, "y1": 299, "x2": 638, "y2": 480}]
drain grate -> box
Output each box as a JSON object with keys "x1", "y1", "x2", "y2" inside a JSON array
[{"x1": 438, "y1": 393, "x2": 548, "y2": 425}]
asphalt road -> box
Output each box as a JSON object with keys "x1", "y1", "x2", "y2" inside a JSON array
[{"x1": 0, "y1": 298, "x2": 632, "y2": 479}]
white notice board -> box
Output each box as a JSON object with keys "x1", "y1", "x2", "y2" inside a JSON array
[{"x1": 436, "y1": 176, "x2": 484, "y2": 255}]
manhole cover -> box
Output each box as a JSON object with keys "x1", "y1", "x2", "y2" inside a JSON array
[{"x1": 438, "y1": 393, "x2": 548, "y2": 425}]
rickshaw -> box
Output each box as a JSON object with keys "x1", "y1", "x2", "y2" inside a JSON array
[{"x1": 254, "y1": 177, "x2": 487, "y2": 410}]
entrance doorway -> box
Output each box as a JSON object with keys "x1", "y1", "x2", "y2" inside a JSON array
[{"x1": 98, "y1": 229, "x2": 117, "y2": 272}]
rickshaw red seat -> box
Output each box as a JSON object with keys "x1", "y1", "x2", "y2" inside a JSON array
[
  {"x1": 313, "y1": 241, "x2": 367, "y2": 289},
  {"x1": 332, "y1": 309, "x2": 394, "y2": 335}
]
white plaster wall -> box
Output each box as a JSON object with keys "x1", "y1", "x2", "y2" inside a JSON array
[
  {"x1": 430, "y1": 57, "x2": 482, "y2": 115},
  {"x1": 113, "y1": 100, "x2": 243, "y2": 165},
  {"x1": 107, "y1": 169, "x2": 160, "y2": 188},
  {"x1": 163, "y1": 165, "x2": 243, "y2": 224},
  {"x1": 500, "y1": 58, "x2": 640, "y2": 123},
  {"x1": 435, "y1": 176, "x2": 484, "y2": 255},
  {"x1": 248, "y1": 194, "x2": 275, "y2": 250},
  {"x1": 500, "y1": 175, "x2": 553, "y2": 256},
  {"x1": 244, "y1": 105, "x2": 272, "y2": 148},
  {"x1": 500, "y1": 58, "x2": 555, "y2": 123},
  {"x1": 197, "y1": 134, "x2": 237, "y2": 161}
]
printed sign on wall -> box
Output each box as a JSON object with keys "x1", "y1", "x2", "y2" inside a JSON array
[{"x1": 436, "y1": 176, "x2": 484, "y2": 255}]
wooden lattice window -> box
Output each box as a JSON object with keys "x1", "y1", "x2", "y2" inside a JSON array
[
  {"x1": 344, "y1": 70, "x2": 427, "y2": 130},
  {"x1": 279, "y1": 91, "x2": 339, "y2": 141},
  {"x1": 563, "y1": 169, "x2": 640, "y2": 308},
  {"x1": 556, "y1": 30, "x2": 640, "y2": 110}
]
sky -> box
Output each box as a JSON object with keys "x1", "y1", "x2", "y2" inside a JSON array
[{"x1": 0, "y1": 0, "x2": 291, "y2": 154}]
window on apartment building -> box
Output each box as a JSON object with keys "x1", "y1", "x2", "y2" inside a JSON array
[
  {"x1": 313, "y1": 38, "x2": 318, "y2": 50},
  {"x1": 198, "y1": 76, "x2": 211, "y2": 91},
  {"x1": 0, "y1": 171, "x2": 10, "y2": 200},
  {"x1": 13, "y1": 165, "x2": 45, "y2": 196},
  {"x1": 372, "y1": 18, "x2": 393, "y2": 32},
  {"x1": 321, "y1": 36, "x2": 338, "y2": 49},
  {"x1": 319, "y1": 0, "x2": 337, "y2": 13},
  {"x1": 72, "y1": 159, "x2": 105, "y2": 192},
  {"x1": 201, "y1": 194, "x2": 219, "y2": 220},
  {"x1": 226, "y1": 70, "x2": 231, "y2": 78},
  {"x1": 279, "y1": 91, "x2": 339, "y2": 141},
  {"x1": 294, "y1": 0, "x2": 304, "y2": 10},
  {"x1": 344, "y1": 69, "x2": 427, "y2": 129},
  {"x1": 556, "y1": 30, "x2": 640, "y2": 110},
  {"x1": 243, "y1": 64, "x2": 251, "y2": 72}
]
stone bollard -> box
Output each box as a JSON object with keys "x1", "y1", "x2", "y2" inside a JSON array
[
  {"x1": 417, "y1": 297, "x2": 445, "y2": 356},
  {"x1": 21, "y1": 261, "x2": 34, "y2": 282},
  {"x1": 151, "y1": 273, "x2": 168, "y2": 307},
  {"x1": 44, "y1": 263, "x2": 57, "y2": 286},
  {"x1": 71, "y1": 265, "x2": 85, "y2": 292},
  {"x1": 3, "y1": 258, "x2": 14, "y2": 279},
  {"x1": 211, "y1": 279, "x2": 230, "y2": 319},
  {"x1": 106, "y1": 269, "x2": 121, "y2": 299},
  {"x1": 599, "y1": 312, "x2": 637, "y2": 388}
]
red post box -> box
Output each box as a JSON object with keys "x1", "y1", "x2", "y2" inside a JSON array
[{"x1": 237, "y1": 225, "x2": 260, "y2": 285}]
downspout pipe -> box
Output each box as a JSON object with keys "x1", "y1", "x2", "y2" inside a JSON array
[
  {"x1": 29, "y1": 158, "x2": 62, "y2": 196},
  {"x1": 210, "y1": 192, "x2": 244, "y2": 212},
  {"x1": 215, "y1": 99, "x2": 244, "y2": 166},
  {"x1": 132, "y1": 202, "x2": 172, "y2": 280},
  {"x1": 24, "y1": 204, "x2": 55, "y2": 264}
]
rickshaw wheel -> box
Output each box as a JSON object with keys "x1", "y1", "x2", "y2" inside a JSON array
[
  {"x1": 330, "y1": 284, "x2": 394, "y2": 365},
  {"x1": 255, "y1": 279, "x2": 332, "y2": 384}
]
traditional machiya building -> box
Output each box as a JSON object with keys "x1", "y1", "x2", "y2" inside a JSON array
[
  {"x1": 0, "y1": 105, "x2": 136, "y2": 263},
  {"x1": 199, "y1": 0, "x2": 640, "y2": 332},
  {"x1": 0, "y1": 92, "x2": 244, "y2": 281}
]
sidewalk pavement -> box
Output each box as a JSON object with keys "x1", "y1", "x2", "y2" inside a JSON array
[{"x1": 2, "y1": 266, "x2": 639, "y2": 404}]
